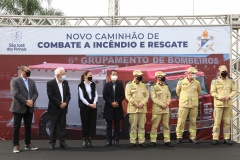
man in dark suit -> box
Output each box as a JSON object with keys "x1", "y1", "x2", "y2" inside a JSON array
[
  {"x1": 10, "y1": 64, "x2": 39, "y2": 153},
  {"x1": 47, "y1": 67, "x2": 71, "y2": 150},
  {"x1": 103, "y1": 70, "x2": 125, "y2": 146}
]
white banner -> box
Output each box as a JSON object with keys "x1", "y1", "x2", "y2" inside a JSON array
[{"x1": 0, "y1": 26, "x2": 230, "y2": 55}]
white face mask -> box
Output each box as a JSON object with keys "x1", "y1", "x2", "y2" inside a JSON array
[
  {"x1": 61, "y1": 75, "x2": 66, "y2": 81},
  {"x1": 192, "y1": 74, "x2": 196, "y2": 79},
  {"x1": 111, "y1": 75, "x2": 118, "y2": 81}
]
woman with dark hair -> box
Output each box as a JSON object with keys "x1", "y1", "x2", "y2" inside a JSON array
[{"x1": 78, "y1": 71, "x2": 98, "y2": 148}]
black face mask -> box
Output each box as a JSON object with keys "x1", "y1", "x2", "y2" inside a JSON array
[
  {"x1": 160, "y1": 77, "x2": 165, "y2": 82},
  {"x1": 24, "y1": 70, "x2": 31, "y2": 77},
  {"x1": 137, "y1": 76, "x2": 143, "y2": 82},
  {"x1": 88, "y1": 76, "x2": 92, "y2": 81},
  {"x1": 221, "y1": 72, "x2": 227, "y2": 77}
]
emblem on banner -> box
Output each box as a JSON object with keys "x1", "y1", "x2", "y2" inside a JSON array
[
  {"x1": 197, "y1": 29, "x2": 214, "y2": 53},
  {"x1": 12, "y1": 30, "x2": 22, "y2": 40}
]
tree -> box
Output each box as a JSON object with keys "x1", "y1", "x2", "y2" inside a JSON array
[{"x1": 0, "y1": 0, "x2": 64, "y2": 16}]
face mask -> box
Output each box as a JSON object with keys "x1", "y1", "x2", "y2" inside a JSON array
[
  {"x1": 111, "y1": 75, "x2": 118, "y2": 81},
  {"x1": 192, "y1": 74, "x2": 196, "y2": 79},
  {"x1": 88, "y1": 76, "x2": 92, "y2": 81},
  {"x1": 24, "y1": 70, "x2": 31, "y2": 77},
  {"x1": 160, "y1": 77, "x2": 165, "y2": 82},
  {"x1": 61, "y1": 75, "x2": 66, "y2": 81},
  {"x1": 137, "y1": 76, "x2": 143, "y2": 81},
  {"x1": 221, "y1": 72, "x2": 227, "y2": 77}
]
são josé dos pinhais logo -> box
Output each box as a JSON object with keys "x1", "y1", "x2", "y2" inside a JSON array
[{"x1": 197, "y1": 29, "x2": 214, "y2": 53}]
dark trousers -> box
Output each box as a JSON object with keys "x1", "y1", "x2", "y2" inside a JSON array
[
  {"x1": 12, "y1": 108, "x2": 33, "y2": 146},
  {"x1": 49, "y1": 111, "x2": 66, "y2": 145},
  {"x1": 106, "y1": 119, "x2": 120, "y2": 142},
  {"x1": 80, "y1": 108, "x2": 97, "y2": 138}
]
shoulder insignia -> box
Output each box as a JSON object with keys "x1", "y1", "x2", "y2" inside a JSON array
[
  {"x1": 127, "y1": 81, "x2": 134, "y2": 85},
  {"x1": 154, "y1": 83, "x2": 160, "y2": 87},
  {"x1": 195, "y1": 79, "x2": 200, "y2": 83},
  {"x1": 211, "y1": 81, "x2": 215, "y2": 85},
  {"x1": 179, "y1": 78, "x2": 184, "y2": 81}
]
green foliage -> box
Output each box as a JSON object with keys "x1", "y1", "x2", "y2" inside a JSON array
[{"x1": 0, "y1": 0, "x2": 64, "y2": 16}]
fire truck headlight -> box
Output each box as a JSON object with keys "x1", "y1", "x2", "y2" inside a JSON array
[
  {"x1": 203, "y1": 103, "x2": 213, "y2": 116},
  {"x1": 170, "y1": 108, "x2": 178, "y2": 119}
]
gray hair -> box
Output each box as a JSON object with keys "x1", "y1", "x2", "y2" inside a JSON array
[{"x1": 55, "y1": 67, "x2": 65, "y2": 77}]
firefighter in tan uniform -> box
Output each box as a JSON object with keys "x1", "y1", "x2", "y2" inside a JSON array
[
  {"x1": 176, "y1": 67, "x2": 201, "y2": 144},
  {"x1": 125, "y1": 70, "x2": 149, "y2": 148},
  {"x1": 150, "y1": 71, "x2": 173, "y2": 147},
  {"x1": 210, "y1": 65, "x2": 237, "y2": 145}
]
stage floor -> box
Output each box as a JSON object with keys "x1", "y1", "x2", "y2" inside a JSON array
[{"x1": 0, "y1": 140, "x2": 239, "y2": 160}]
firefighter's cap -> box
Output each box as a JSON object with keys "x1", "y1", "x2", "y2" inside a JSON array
[
  {"x1": 133, "y1": 70, "x2": 144, "y2": 76},
  {"x1": 219, "y1": 65, "x2": 228, "y2": 72},
  {"x1": 155, "y1": 71, "x2": 166, "y2": 77},
  {"x1": 187, "y1": 67, "x2": 198, "y2": 73}
]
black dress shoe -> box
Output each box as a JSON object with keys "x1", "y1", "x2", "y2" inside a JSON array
[
  {"x1": 176, "y1": 138, "x2": 182, "y2": 144},
  {"x1": 87, "y1": 139, "x2": 92, "y2": 148},
  {"x1": 82, "y1": 139, "x2": 88, "y2": 148},
  {"x1": 189, "y1": 139, "x2": 199, "y2": 144},
  {"x1": 114, "y1": 141, "x2": 120, "y2": 147},
  {"x1": 128, "y1": 143, "x2": 136, "y2": 148},
  {"x1": 224, "y1": 139, "x2": 233, "y2": 145},
  {"x1": 60, "y1": 142, "x2": 70, "y2": 149},
  {"x1": 165, "y1": 142, "x2": 173, "y2": 147},
  {"x1": 106, "y1": 141, "x2": 112, "y2": 146},
  {"x1": 212, "y1": 140, "x2": 218, "y2": 145},
  {"x1": 49, "y1": 144, "x2": 55, "y2": 150},
  {"x1": 150, "y1": 142, "x2": 156, "y2": 147},
  {"x1": 139, "y1": 143, "x2": 147, "y2": 148}
]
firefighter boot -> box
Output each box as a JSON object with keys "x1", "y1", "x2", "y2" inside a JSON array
[
  {"x1": 128, "y1": 143, "x2": 136, "y2": 148},
  {"x1": 165, "y1": 142, "x2": 173, "y2": 147},
  {"x1": 189, "y1": 139, "x2": 199, "y2": 144},
  {"x1": 224, "y1": 139, "x2": 233, "y2": 145},
  {"x1": 176, "y1": 138, "x2": 182, "y2": 144},
  {"x1": 150, "y1": 142, "x2": 156, "y2": 147},
  {"x1": 212, "y1": 140, "x2": 218, "y2": 145},
  {"x1": 139, "y1": 143, "x2": 147, "y2": 148}
]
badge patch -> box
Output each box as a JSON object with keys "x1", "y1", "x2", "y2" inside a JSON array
[
  {"x1": 211, "y1": 81, "x2": 215, "y2": 85},
  {"x1": 178, "y1": 82, "x2": 180, "y2": 85},
  {"x1": 197, "y1": 29, "x2": 214, "y2": 53},
  {"x1": 151, "y1": 87, "x2": 154, "y2": 90},
  {"x1": 126, "y1": 85, "x2": 129, "y2": 88}
]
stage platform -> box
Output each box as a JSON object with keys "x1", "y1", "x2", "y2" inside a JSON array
[{"x1": 0, "y1": 140, "x2": 239, "y2": 160}]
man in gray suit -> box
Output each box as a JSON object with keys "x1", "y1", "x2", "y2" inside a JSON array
[{"x1": 10, "y1": 64, "x2": 38, "y2": 153}]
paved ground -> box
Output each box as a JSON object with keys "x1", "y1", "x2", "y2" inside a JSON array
[{"x1": 0, "y1": 140, "x2": 239, "y2": 160}]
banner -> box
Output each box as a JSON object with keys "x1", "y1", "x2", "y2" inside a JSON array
[
  {"x1": 0, "y1": 26, "x2": 230, "y2": 55},
  {"x1": 0, "y1": 26, "x2": 231, "y2": 141}
]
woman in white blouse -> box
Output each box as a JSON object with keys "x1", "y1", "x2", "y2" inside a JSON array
[{"x1": 78, "y1": 71, "x2": 98, "y2": 148}]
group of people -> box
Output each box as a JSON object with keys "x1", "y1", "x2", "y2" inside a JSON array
[{"x1": 10, "y1": 64, "x2": 237, "y2": 153}]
